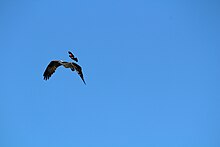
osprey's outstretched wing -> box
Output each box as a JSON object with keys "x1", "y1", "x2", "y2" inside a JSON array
[
  {"x1": 71, "y1": 62, "x2": 86, "y2": 85},
  {"x1": 68, "y1": 51, "x2": 78, "y2": 62},
  {"x1": 43, "y1": 60, "x2": 62, "y2": 80}
]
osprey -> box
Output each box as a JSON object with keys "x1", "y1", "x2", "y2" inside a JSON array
[{"x1": 43, "y1": 51, "x2": 86, "y2": 84}]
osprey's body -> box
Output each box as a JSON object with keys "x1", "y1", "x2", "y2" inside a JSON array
[{"x1": 61, "y1": 61, "x2": 73, "y2": 68}]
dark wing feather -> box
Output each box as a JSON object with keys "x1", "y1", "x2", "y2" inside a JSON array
[
  {"x1": 71, "y1": 62, "x2": 86, "y2": 84},
  {"x1": 43, "y1": 61, "x2": 62, "y2": 80},
  {"x1": 68, "y1": 51, "x2": 78, "y2": 62}
]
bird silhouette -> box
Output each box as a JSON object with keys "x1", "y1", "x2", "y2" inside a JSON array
[{"x1": 43, "y1": 51, "x2": 86, "y2": 84}]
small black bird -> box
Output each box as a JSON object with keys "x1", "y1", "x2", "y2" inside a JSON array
[{"x1": 68, "y1": 51, "x2": 78, "y2": 62}]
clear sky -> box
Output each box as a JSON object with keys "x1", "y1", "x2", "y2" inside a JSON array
[{"x1": 0, "y1": 0, "x2": 220, "y2": 146}]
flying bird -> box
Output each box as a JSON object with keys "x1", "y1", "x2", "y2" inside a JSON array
[
  {"x1": 43, "y1": 60, "x2": 86, "y2": 84},
  {"x1": 68, "y1": 51, "x2": 78, "y2": 62}
]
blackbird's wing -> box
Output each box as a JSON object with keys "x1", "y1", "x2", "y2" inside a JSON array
[
  {"x1": 43, "y1": 60, "x2": 62, "y2": 80},
  {"x1": 71, "y1": 62, "x2": 86, "y2": 84},
  {"x1": 68, "y1": 51, "x2": 78, "y2": 62}
]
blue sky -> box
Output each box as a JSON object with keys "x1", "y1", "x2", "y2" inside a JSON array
[{"x1": 0, "y1": 0, "x2": 220, "y2": 146}]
